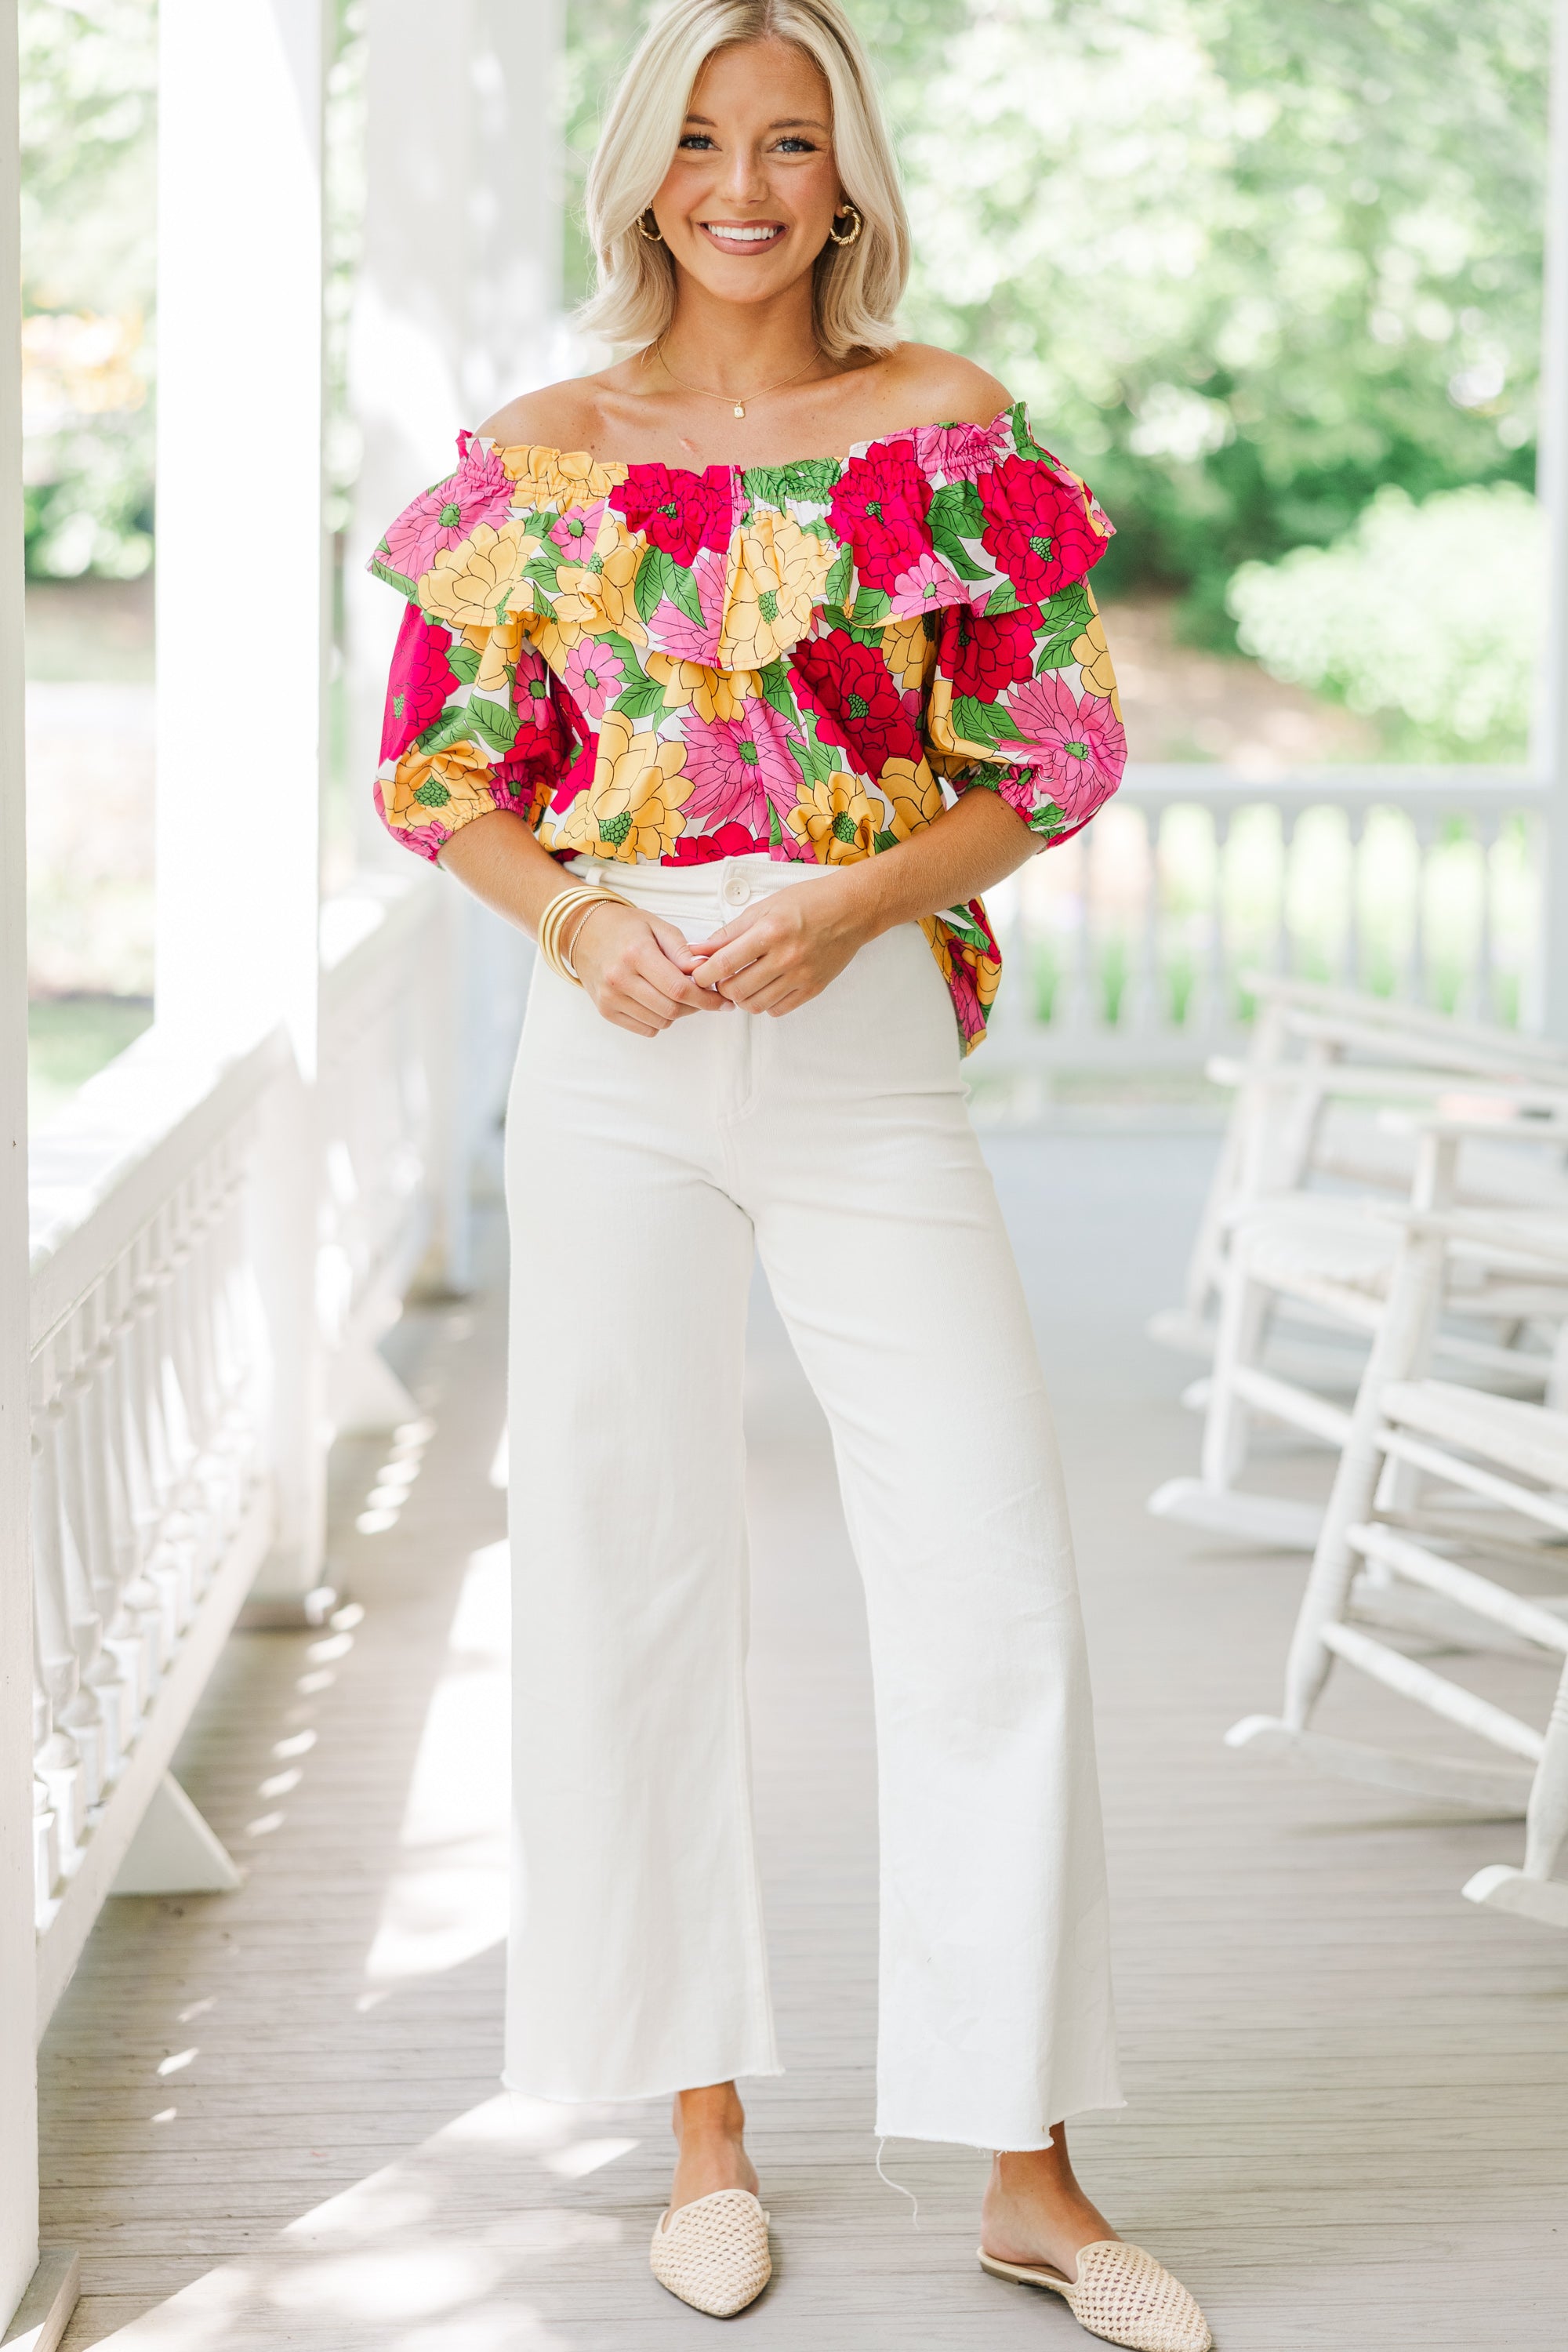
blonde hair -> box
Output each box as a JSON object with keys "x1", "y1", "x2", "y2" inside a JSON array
[{"x1": 580, "y1": 0, "x2": 909, "y2": 363}]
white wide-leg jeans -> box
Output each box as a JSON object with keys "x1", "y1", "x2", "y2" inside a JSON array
[{"x1": 502, "y1": 852, "x2": 1122, "y2": 2149}]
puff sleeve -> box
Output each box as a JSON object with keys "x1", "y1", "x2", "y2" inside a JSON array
[
  {"x1": 922, "y1": 437, "x2": 1127, "y2": 847},
  {"x1": 368, "y1": 437, "x2": 581, "y2": 862}
]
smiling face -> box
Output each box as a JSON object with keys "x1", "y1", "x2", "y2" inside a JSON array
[{"x1": 648, "y1": 36, "x2": 844, "y2": 313}]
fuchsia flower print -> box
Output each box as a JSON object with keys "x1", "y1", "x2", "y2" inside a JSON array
[
  {"x1": 381, "y1": 608, "x2": 458, "y2": 761},
  {"x1": 368, "y1": 401, "x2": 1123, "y2": 1053},
  {"x1": 611, "y1": 463, "x2": 735, "y2": 566},
  {"x1": 976, "y1": 454, "x2": 1105, "y2": 605},
  {"x1": 827, "y1": 440, "x2": 935, "y2": 594},
  {"x1": 791, "y1": 633, "x2": 923, "y2": 784}
]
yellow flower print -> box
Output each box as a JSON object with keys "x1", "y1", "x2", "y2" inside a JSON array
[
  {"x1": 924, "y1": 671, "x2": 996, "y2": 762},
  {"x1": 1070, "y1": 604, "x2": 1122, "y2": 719},
  {"x1": 554, "y1": 707, "x2": 692, "y2": 862},
  {"x1": 552, "y1": 536, "x2": 648, "y2": 646},
  {"x1": 495, "y1": 443, "x2": 627, "y2": 505},
  {"x1": 720, "y1": 517, "x2": 833, "y2": 670},
  {"x1": 644, "y1": 655, "x2": 757, "y2": 721},
  {"x1": 788, "y1": 773, "x2": 878, "y2": 865},
  {"x1": 474, "y1": 614, "x2": 524, "y2": 695},
  {"x1": 880, "y1": 616, "x2": 931, "y2": 695},
  {"x1": 881, "y1": 756, "x2": 945, "y2": 841},
  {"x1": 384, "y1": 740, "x2": 495, "y2": 833},
  {"x1": 419, "y1": 521, "x2": 535, "y2": 629}
]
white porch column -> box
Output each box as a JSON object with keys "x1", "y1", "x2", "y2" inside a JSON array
[
  {"x1": 1537, "y1": 0, "x2": 1568, "y2": 1037},
  {"x1": 154, "y1": 0, "x2": 331, "y2": 1606},
  {"x1": 0, "y1": 8, "x2": 41, "y2": 2326},
  {"x1": 343, "y1": 0, "x2": 561, "y2": 1285},
  {"x1": 344, "y1": 0, "x2": 564, "y2": 858}
]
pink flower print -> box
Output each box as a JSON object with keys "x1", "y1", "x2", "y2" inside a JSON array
[
  {"x1": 889, "y1": 550, "x2": 953, "y2": 615},
  {"x1": 560, "y1": 640, "x2": 626, "y2": 721},
  {"x1": 380, "y1": 606, "x2": 456, "y2": 761},
  {"x1": 913, "y1": 418, "x2": 1012, "y2": 481},
  {"x1": 680, "y1": 703, "x2": 803, "y2": 835},
  {"x1": 381, "y1": 441, "x2": 514, "y2": 584},
  {"x1": 512, "y1": 641, "x2": 556, "y2": 730},
  {"x1": 1006, "y1": 675, "x2": 1127, "y2": 820},
  {"x1": 649, "y1": 545, "x2": 727, "y2": 665},
  {"x1": 547, "y1": 502, "x2": 604, "y2": 561}
]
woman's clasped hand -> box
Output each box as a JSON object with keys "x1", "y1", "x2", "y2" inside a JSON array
[{"x1": 569, "y1": 877, "x2": 869, "y2": 1034}]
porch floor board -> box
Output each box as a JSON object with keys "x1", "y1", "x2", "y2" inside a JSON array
[{"x1": 39, "y1": 1131, "x2": 1568, "y2": 2348}]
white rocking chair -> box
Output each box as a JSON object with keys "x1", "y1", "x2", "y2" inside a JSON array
[{"x1": 1228, "y1": 1201, "x2": 1568, "y2": 1932}]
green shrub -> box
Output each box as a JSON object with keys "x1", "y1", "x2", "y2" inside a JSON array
[{"x1": 1226, "y1": 481, "x2": 1544, "y2": 759}]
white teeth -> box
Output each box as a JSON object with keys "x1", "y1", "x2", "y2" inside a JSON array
[{"x1": 705, "y1": 224, "x2": 780, "y2": 243}]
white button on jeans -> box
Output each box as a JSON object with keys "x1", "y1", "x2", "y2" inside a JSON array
[{"x1": 722, "y1": 872, "x2": 751, "y2": 907}]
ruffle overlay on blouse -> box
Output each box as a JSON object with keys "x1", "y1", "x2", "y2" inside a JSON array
[{"x1": 368, "y1": 402, "x2": 1125, "y2": 1053}]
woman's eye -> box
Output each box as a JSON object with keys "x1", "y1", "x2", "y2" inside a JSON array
[
  {"x1": 775, "y1": 137, "x2": 817, "y2": 154},
  {"x1": 678, "y1": 134, "x2": 716, "y2": 151}
]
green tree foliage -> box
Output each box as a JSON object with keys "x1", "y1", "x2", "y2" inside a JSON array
[
  {"x1": 900, "y1": 0, "x2": 1547, "y2": 629},
  {"x1": 20, "y1": 0, "x2": 158, "y2": 576}
]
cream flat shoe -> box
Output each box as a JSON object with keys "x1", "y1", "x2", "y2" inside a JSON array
[
  {"x1": 979, "y1": 2238, "x2": 1213, "y2": 2352},
  {"x1": 650, "y1": 2187, "x2": 771, "y2": 2318}
]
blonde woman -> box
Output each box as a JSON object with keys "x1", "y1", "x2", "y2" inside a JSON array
[{"x1": 368, "y1": 4, "x2": 1207, "y2": 2343}]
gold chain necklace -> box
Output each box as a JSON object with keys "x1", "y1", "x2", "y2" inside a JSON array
[{"x1": 650, "y1": 340, "x2": 826, "y2": 420}]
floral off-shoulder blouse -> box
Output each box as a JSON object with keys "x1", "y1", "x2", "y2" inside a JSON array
[{"x1": 370, "y1": 401, "x2": 1125, "y2": 1051}]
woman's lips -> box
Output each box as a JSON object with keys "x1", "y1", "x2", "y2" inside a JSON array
[{"x1": 699, "y1": 221, "x2": 786, "y2": 252}]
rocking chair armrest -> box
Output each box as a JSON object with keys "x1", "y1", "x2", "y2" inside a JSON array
[{"x1": 1367, "y1": 1200, "x2": 1568, "y2": 1271}]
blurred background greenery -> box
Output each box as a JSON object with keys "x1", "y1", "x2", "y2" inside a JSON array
[{"x1": 16, "y1": 0, "x2": 1553, "y2": 1116}]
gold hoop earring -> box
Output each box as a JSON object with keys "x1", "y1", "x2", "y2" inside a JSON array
[
  {"x1": 637, "y1": 209, "x2": 663, "y2": 242},
  {"x1": 828, "y1": 202, "x2": 862, "y2": 248}
]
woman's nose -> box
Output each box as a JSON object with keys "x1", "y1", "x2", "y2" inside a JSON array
[{"x1": 719, "y1": 143, "x2": 770, "y2": 205}]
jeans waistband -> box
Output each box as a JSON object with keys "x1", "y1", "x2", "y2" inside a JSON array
[{"x1": 564, "y1": 852, "x2": 828, "y2": 919}]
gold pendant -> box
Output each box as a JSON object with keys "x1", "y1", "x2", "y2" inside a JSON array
[{"x1": 733, "y1": 401, "x2": 745, "y2": 418}]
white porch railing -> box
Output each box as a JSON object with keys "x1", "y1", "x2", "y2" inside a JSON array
[
  {"x1": 26, "y1": 880, "x2": 522, "y2": 2028},
  {"x1": 983, "y1": 764, "x2": 1546, "y2": 1068}
]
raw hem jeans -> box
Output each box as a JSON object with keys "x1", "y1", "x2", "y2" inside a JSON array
[{"x1": 501, "y1": 853, "x2": 1123, "y2": 2151}]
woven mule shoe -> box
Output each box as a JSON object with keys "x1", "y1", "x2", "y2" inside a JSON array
[
  {"x1": 979, "y1": 2238, "x2": 1212, "y2": 2352},
  {"x1": 651, "y1": 2188, "x2": 771, "y2": 2318}
]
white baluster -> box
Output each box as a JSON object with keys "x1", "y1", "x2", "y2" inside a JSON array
[
  {"x1": 107, "y1": 1250, "x2": 169, "y2": 1680},
  {"x1": 32, "y1": 1359, "x2": 103, "y2": 1820},
  {"x1": 1276, "y1": 808, "x2": 1298, "y2": 979},
  {"x1": 31, "y1": 1512, "x2": 85, "y2": 1876},
  {"x1": 46, "y1": 1328, "x2": 118, "y2": 1798},
  {"x1": 64, "y1": 1298, "x2": 135, "y2": 1769},
  {"x1": 1131, "y1": 804, "x2": 1164, "y2": 1040},
  {"x1": 1343, "y1": 807, "x2": 1366, "y2": 992},
  {"x1": 1203, "y1": 803, "x2": 1232, "y2": 1041},
  {"x1": 1408, "y1": 808, "x2": 1438, "y2": 1010},
  {"x1": 1475, "y1": 812, "x2": 1500, "y2": 1025}
]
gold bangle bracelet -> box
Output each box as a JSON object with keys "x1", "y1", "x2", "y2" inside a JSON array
[{"x1": 537, "y1": 884, "x2": 630, "y2": 985}]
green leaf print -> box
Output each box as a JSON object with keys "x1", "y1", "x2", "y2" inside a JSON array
[
  {"x1": 662, "y1": 559, "x2": 707, "y2": 629},
  {"x1": 845, "y1": 584, "x2": 891, "y2": 627},
  {"x1": 742, "y1": 458, "x2": 843, "y2": 510},
  {"x1": 446, "y1": 641, "x2": 482, "y2": 684},
  {"x1": 1033, "y1": 579, "x2": 1094, "y2": 672},
  {"x1": 368, "y1": 556, "x2": 419, "y2": 599},
  {"x1": 634, "y1": 546, "x2": 673, "y2": 623},
  {"x1": 466, "y1": 698, "x2": 521, "y2": 753},
  {"x1": 612, "y1": 673, "x2": 670, "y2": 722},
  {"x1": 983, "y1": 581, "x2": 1020, "y2": 618},
  {"x1": 1011, "y1": 399, "x2": 1052, "y2": 463},
  {"x1": 769, "y1": 802, "x2": 784, "y2": 848},
  {"x1": 758, "y1": 661, "x2": 797, "y2": 722},
  {"x1": 873, "y1": 826, "x2": 900, "y2": 854},
  {"x1": 413, "y1": 705, "x2": 483, "y2": 755},
  {"x1": 823, "y1": 543, "x2": 853, "y2": 610},
  {"x1": 927, "y1": 480, "x2": 992, "y2": 585},
  {"x1": 1029, "y1": 800, "x2": 1072, "y2": 840}
]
